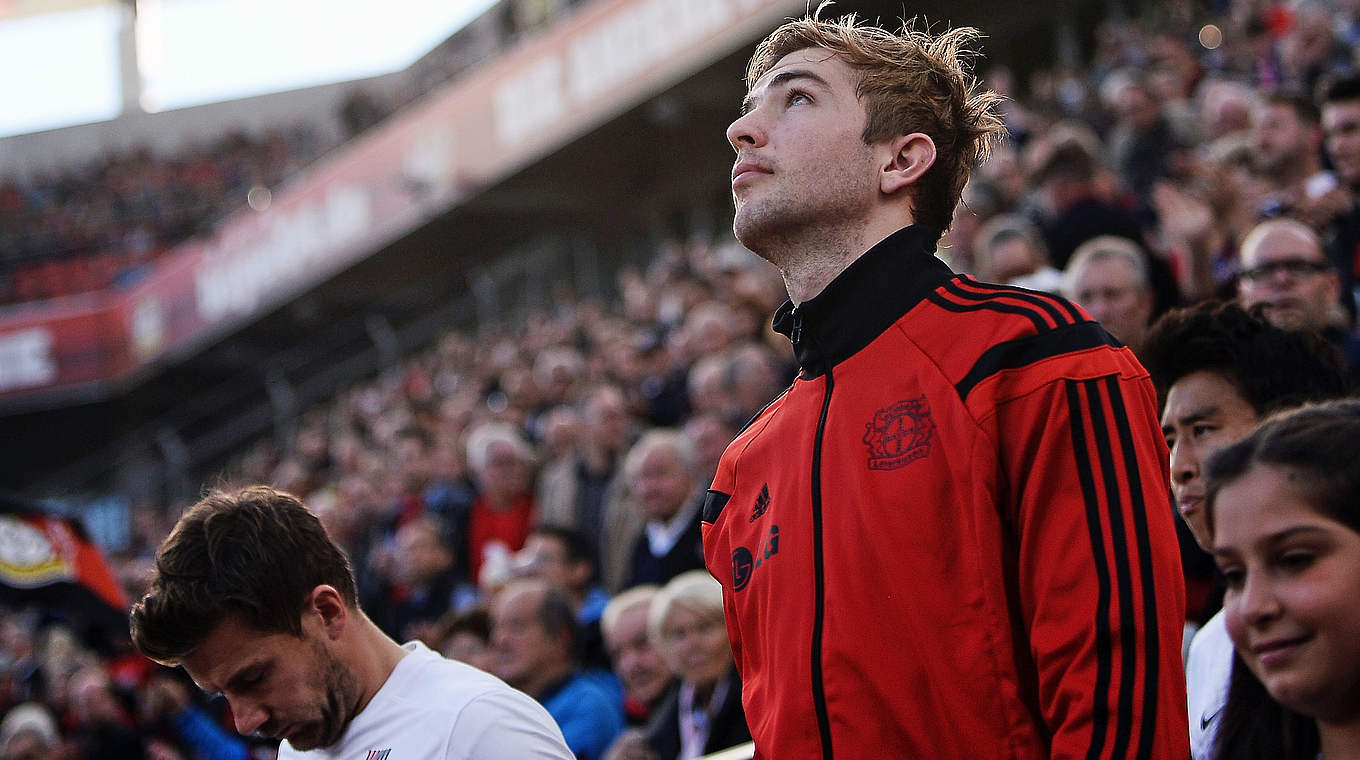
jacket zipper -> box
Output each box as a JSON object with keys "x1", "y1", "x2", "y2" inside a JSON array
[{"x1": 801, "y1": 308, "x2": 835, "y2": 759}]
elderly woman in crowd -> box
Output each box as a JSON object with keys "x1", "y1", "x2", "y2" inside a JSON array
[{"x1": 603, "y1": 571, "x2": 749, "y2": 760}]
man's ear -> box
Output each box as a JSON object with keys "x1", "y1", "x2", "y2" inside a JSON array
[
  {"x1": 307, "y1": 585, "x2": 349, "y2": 639},
  {"x1": 881, "y1": 133, "x2": 937, "y2": 195}
]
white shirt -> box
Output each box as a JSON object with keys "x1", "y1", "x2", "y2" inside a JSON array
[
  {"x1": 279, "y1": 641, "x2": 572, "y2": 760},
  {"x1": 1186, "y1": 610, "x2": 1232, "y2": 760}
]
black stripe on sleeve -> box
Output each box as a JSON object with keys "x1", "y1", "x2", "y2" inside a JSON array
[
  {"x1": 702, "y1": 490, "x2": 731, "y2": 524},
  {"x1": 945, "y1": 279, "x2": 1064, "y2": 328},
  {"x1": 955, "y1": 322, "x2": 1121, "y2": 401},
  {"x1": 1065, "y1": 380, "x2": 1114, "y2": 760},
  {"x1": 956, "y1": 275, "x2": 1086, "y2": 325},
  {"x1": 1103, "y1": 375, "x2": 1162, "y2": 759},
  {"x1": 1082, "y1": 378, "x2": 1137, "y2": 760},
  {"x1": 925, "y1": 290, "x2": 1049, "y2": 332}
]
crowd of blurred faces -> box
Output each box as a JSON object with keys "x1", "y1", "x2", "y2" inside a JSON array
[{"x1": 8, "y1": 0, "x2": 1360, "y2": 757}]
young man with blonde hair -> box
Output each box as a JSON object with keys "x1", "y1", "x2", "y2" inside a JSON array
[{"x1": 703, "y1": 14, "x2": 1189, "y2": 759}]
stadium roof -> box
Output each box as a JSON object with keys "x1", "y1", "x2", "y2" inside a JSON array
[{"x1": 0, "y1": 0, "x2": 499, "y2": 138}]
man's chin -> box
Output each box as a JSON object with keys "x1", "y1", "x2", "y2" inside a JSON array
[
  {"x1": 286, "y1": 728, "x2": 332, "y2": 753},
  {"x1": 286, "y1": 718, "x2": 349, "y2": 752},
  {"x1": 1264, "y1": 305, "x2": 1308, "y2": 331}
]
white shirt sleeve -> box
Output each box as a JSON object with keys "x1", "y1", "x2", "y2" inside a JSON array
[
  {"x1": 448, "y1": 689, "x2": 575, "y2": 760},
  {"x1": 1186, "y1": 611, "x2": 1233, "y2": 760}
]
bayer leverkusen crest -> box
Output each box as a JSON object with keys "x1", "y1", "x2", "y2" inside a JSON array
[{"x1": 862, "y1": 396, "x2": 936, "y2": 471}]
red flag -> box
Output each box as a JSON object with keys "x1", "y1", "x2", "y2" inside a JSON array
[{"x1": 0, "y1": 495, "x2": 128, "y2": 627}]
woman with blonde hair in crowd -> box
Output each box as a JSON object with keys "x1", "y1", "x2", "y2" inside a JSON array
[
  {"x1": 603, "y1": 571, "x2": 749, "y2": 760},
  {"x1": 1205, "y1": 400, "x2": 1360, "y2": 759}
]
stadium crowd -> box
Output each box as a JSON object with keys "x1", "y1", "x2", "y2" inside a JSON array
[
  {"x1": 5, "y1": 0, "x2": 1360, "y2": 758},
  {"x1": 0, "y1": 0, "x2": 590, "y2": 308},
  {"x1": 0, "y1": 126, "x2": 325, "y2": 305}
]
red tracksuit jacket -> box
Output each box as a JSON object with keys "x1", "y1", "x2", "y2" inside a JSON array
[{"x1": 701, "y1": 225, "x2": 1189, "y2": 759}]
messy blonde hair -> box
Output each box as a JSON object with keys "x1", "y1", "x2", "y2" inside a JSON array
[{"x1": 746, "y1": 10, "x2": 1005, "y2": 239}]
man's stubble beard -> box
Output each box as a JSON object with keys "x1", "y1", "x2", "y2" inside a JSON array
[
  {"x1": 289, "y1": 640, "x2": 362, "y2": 751},
  {"x1": 732, "y1": 167, "x2": 879, "y2": 274}
]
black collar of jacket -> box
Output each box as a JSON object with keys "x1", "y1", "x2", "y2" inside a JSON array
[{"x1": 772, "y1": 224, "x2": 953, "y2": 378}]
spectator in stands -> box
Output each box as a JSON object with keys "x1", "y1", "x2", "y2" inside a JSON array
[
  {"x1": 464, "y1": 422, "x2": 537, "y2": 589},
  {"x1": 1252, "y1": 92, "x2": 1333, "y2": 221},
  {"x1": 0, "y1": 619, "x2": 40, "y2": 706},
  {"x1": 538, "y1": 405, "x2": 582, "y2": 464},
  {"x1": 1063, "y1": 235, "x2": 1156, "y2": 355},
  {"x1": 422, "y1": 434, "x2": 476, "y2": 549},
  {"x1": 135, "y1": 671, "x2": 249, "y2": 760},
  {"x1": 537, "y1": 383, "x2": 641, "y2": 592},
  {"x1": 620, "y1": 431, "x2": 705, "y2": 589},
  {"x1": 725, "y1": 342, "x2": 783, "y2": 422},
  {"x1": 1202, "y1": 400, "x2": 1360, "y2": 760},
  {"x1": 389, "y1": 426, "x2": 435, "y2": 527},
  {"x1": 1197, "y1": 78, "x2": 1258, "y2": 143},
  {"x1": 630, "y1": 328, "x2": 692, "y2": 428},
  {"x1": 970, "y1": 213, "x2": 1063, "y2": 291},
  {"x1": 1279, "y1": 1, "x2": 1354, "y2": 93},
  {"x1": 490, "y1": 580, "x2": 624, "y2": 760},
  {"x1": 0, "y1": 703, "x2": 59, "y2": 760},
  {"x1": 513, "y1": 525, "x2": 612, "y2": 670},
  {"x1": 682, "y1": 412, "x2": 738, "y2": 488},
  {"x1": 1317, "y1": 72, "x2": 1360, "y2": 309},
  {"x1": 1107, "y1": 73, "x2": 1186, "y2": 205},
  {"x1": 529, "y1": 347, "x2": 587, "y2": 441},
  {"x1": 1235, "y1": 217, "x2": 1360, "y2": 381},
  {"x1": 67, "y1": 665, "x2": 146, "y2": 760},
  {"x1": 434, "y1": 606, "x2": 496, "y2": 674},
  {"x1": 1030, "y1": 136, "x2": 1181, "y2": 315},
  {"x1": 363, "y1": 516, "x2": 472, "y2": 643},
  {"x1": 676, "y1": 303, "x2": 737, "y2": 369},
  {"x1": 600, "y1": 586, "x2": 673, "y2": 728},
  {"x1": 1140, "y1": 301, "x2": 1350, "y2": 759},
  {"x1": 685, "y1": 356, "x2": 731, "y2": 421},
  {"x1": 603, "y1": 571, "x2": 747, "y2": 760},
  {"x1": 938, "y1": 179, "x2": 1002, "y2": 275}
]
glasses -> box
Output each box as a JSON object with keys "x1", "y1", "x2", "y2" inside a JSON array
[{"x1": 1238, "y1": 258, "x2": 1332, "y2": 283}]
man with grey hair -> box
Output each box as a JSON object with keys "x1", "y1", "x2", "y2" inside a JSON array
[
  {"x1": 465, "y1": 422, "x2": 537, "y2": 588},
  {"x1": 0, "y1": 703, "x2": 59, "y2": 760},
  {"x1": 622, "y1": 430, "x2": 706, "y2": 588},
  {"x1": 1063, "y1": 235, "x2": 1156, "y2": 355}
]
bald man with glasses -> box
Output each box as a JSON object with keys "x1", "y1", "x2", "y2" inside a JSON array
[{"x1": 1236, "y1": 217, "x2": 1360, "y2": 381}]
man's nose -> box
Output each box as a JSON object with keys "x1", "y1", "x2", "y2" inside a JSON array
[
  {"x1": 726, "y1": 109, "x2": 766, "y2": 152},
  {"x1": 1168, "y1": 438, "x2": 1196, "y2": 485},
  {"x1": 230, "y1": 697, "x2": 269, "y2": 736}
]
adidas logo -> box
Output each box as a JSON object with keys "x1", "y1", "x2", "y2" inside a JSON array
[{"x1": 750, "y1": 483, "x2": 770, "y2": 522}]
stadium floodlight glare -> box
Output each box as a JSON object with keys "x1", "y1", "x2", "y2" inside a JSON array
[
  {"x1": 136, "y1": 0, "x2": 499, "y2": 113},
  {"x1": 0, "y1": 3, "x2": 122, "y2": 138}
]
